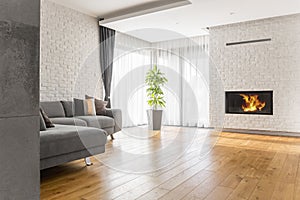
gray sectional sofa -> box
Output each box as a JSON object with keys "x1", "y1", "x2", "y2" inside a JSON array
[
  {"x1": 40, "y1": 101, "x2": 122, "y2": 138},
  {"x1": 40, "y1": 101, "x2": 122, "y2": 170},
  {"x1": 40, "y1": 125, "x2": 107, "y2": 170}
]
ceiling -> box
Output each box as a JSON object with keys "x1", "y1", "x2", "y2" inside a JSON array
[
  {"x1": 50, "y1": 0, "x2": 300, "y2": 42},
  {"x1": 50, "y1": 0, "x2": 158, "y2": 17}
]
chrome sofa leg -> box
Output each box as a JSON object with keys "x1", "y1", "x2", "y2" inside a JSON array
[
  {"x1": 85, "y1": 157, "x2": 93, "y2": 166},
  {"x1": 110, "y1": 134, "x2": 115, "y2": 140}
]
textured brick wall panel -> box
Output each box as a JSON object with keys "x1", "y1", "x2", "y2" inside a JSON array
[
  {"x1": 209, "y1": 14, "x2": 300, "y2": 132},
  {"x1": 40, "y1": 0, "x2": 103, "y2": 101}
]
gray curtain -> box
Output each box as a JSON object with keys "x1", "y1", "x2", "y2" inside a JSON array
[{"x1": 99, "y1": 25, "x2": 116, "y2": 108}]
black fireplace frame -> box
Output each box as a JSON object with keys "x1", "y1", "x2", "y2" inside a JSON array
[{"x1": 225, "y1": 90, "x2": 273, "y2": 115}]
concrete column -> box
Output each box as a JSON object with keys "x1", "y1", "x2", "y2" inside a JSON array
[{"x1": 0, "y1": 0, "x2": 40, "y2": 199}]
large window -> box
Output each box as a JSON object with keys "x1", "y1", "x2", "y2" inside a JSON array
[{"x1": 111, "y1": 33, "x2": 209, "y2": 128}]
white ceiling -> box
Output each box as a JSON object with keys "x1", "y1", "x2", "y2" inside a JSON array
[
  {"x1": 50, "y1": 0, "x2": 300, "y2": 42},
  {"x1": 50, "y1": 0, "x2": 159, "y2": 17}
]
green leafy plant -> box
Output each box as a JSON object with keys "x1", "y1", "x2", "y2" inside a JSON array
[{"x1": 145, "y1": 65, "x2": 168, "y2": 110}]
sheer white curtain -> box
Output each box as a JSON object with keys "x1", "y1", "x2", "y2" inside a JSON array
[
  {"x1": 111, "y1": 33, "x2": 209, "y2": 127},
  {"x1": 111, "y1": 33, "x2": 151, "y2": 127},
  {"x1": 153, "y1": 36, "x2": 210, "y2": 127}
]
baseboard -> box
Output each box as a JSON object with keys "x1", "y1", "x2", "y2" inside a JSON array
[{"x1": 222, "y1": 128, "x2": 300, "y2": 137}]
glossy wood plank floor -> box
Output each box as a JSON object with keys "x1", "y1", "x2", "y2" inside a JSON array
[{"x1": 41, "y1": 127, "x2": 300, "y2": 200}]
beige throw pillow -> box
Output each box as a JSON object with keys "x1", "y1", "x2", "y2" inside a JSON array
[
  {"x1": 86, "y1": 98, "x2": 96, "y2": 116},
  {"x1": 74, "y1": 98, "x2": 96, "y2": 116},
  {"x1": 85, "y1": 95, "x2": 108, "y2": 115}
]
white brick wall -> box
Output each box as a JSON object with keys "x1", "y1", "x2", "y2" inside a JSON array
[
  {"x1": 209, "y1": 14, "x2": 300, "y2": 132},
  {"x1": 40, "y1": 0, "x2": 103, "y2": 101}
]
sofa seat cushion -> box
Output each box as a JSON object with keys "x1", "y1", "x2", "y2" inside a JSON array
[
  {"x1": 75, "y1": 116, "x2": 115, "y2": 129},
  {"x1": 40, "y1": 125, "x2": 107, "y2": 159},
  {"x1": 51, "y1": 117, "x2": 87, "y2": 127}
]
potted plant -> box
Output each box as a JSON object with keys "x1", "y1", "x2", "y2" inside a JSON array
[{"x1": 145, "y1": 65, "x2": 168, "y2": 130}]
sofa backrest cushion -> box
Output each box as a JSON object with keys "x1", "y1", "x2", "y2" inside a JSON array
[
  {"x1": 40, "y1": 101, "x2": 65, "y2": 118},
  {"x1": 61, "y1": 101, "x2": 74, "y2": 117}
]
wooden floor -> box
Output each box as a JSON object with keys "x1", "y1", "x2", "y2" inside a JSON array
[{"x1": 41, "y1": 126, "x2": 300, "y2": 200}]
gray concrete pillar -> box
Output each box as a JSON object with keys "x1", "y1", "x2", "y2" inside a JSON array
[{"x1": 0, "y1": 0, "x2": 40, "y2": 199}]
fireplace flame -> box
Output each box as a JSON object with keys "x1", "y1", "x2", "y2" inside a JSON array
[{"x1": 240, "y1": 94, "x2": 266, "y2": 112}]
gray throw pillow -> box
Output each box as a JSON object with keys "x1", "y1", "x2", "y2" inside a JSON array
[
  {"x1": 61, "y1": 101, "x2": 74, "y2": 117},
  {"x1": 74, "y1": 98, "x2": 85, "y2": 116},
  {"x1": 40, "y1": 111, "x2": 47, "y2": 131},
  {"x1": 85, "y1": 95, "x2": 108, "y2": 115},
  {"x1": 73, "y1": 98, "x2": 96, "y2": 116}
]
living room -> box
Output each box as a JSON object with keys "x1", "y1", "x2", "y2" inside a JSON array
[{"x1": 1, "y1": 0, "x2": 300, "y2": 199}]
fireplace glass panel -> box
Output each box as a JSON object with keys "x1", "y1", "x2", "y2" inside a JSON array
[{"x1": 225, "y1": 91, "x2": 273, "y2": 115}]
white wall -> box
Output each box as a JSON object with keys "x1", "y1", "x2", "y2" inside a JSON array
[
  {"x1": 40, "y1": 0, "x2": 103, "y2": 101},
  {"x1": 209, "y1": 14, "x2": 300, "y2": 132}
]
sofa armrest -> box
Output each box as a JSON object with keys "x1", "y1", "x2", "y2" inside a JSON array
[{"x1": 105, "y1": 109, "x2": 122, "y2": 133}]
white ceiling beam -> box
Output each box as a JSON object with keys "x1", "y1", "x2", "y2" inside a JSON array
[{"x1": 99, "y1": 0, "x2": 191, "y2": 24}]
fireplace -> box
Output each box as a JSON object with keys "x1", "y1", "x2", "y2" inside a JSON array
[{"x1": 225, "y1": 91, "x2": 273, "y2": 115}]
